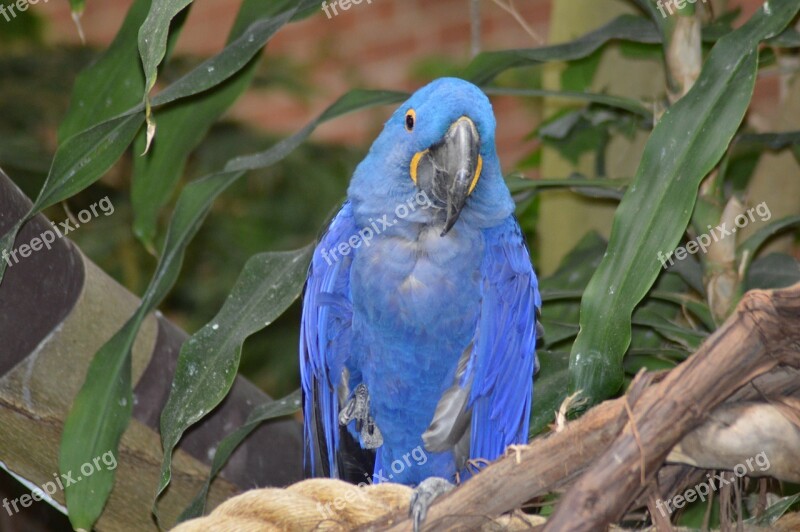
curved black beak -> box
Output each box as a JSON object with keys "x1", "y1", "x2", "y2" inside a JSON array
[{"x1": 412, "y1": 117, "x2": 482, "y2": 236}]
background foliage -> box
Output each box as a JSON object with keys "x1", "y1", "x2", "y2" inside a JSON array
[{"x1": 1, "y1": 0, "x2": 799, "y2": 529}]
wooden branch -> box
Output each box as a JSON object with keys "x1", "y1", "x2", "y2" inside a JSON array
[
  {"x1": 366, "y1": 283, "x2": 800, "y2": 531},
  {"x1": 0, "y1": 169, "x2": 304, "y2": 530}
]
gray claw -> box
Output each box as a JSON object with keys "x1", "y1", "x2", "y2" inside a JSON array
[
  {"x1": 410, "y1": 477, "x2": 454, "y2": 532},
  {"x1": 339, "y1": 383, "x2": 383, "y2": 449}
]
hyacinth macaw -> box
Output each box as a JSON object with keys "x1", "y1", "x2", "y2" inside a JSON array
[{"x1": 300, "y1": 77, "x2": 541, "y2": 523}]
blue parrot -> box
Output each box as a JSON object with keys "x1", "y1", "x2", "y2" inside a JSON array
[{"x1": 300, "y1": 77, "x2": 541, "y2": 525}]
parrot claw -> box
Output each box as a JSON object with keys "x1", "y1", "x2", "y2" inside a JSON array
[
  {"x1": 339, "y1": 383, "x2": 383, "y2": 449},
  {"x1": 410, "y1": 477, "x2": 454, "y2": 532}
]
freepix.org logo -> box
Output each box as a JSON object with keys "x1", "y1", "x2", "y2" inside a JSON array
[{"x1": 0, "y1": 0, "x2": 49, "y2": 23}]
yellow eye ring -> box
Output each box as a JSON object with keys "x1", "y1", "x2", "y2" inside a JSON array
[{"x1": 405, "y1": 109, "x2": 416, "y2": 132}]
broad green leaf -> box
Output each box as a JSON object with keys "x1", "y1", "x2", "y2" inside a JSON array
[
  {"x1": 567, "y1": 1, "x2": 800, "y2": 404},
  {"x1": 464, "y1": 15, "x2": 661, "y2": 85},
  {"x1": 737, "y1": 215, "x2": 800, "y2": 280},
  {"x1": 59, "y1": 0, "x2": 150, "y2": 142},
  {"x1": 746, "y1": 253, "x2": 800, "y2": 291},
  {"x1": 156, "y1": 246, "x2": 312, "y2": 517},
  {"x1": 58, "y1": 167, "x2": 232, "y2": 530},
  {"x1": 60, "y1": 319, "x2": 139, "y2": 530},
  {"x1": 177, "y1": 389, "x2": 302, "y2": 521},
  {"x1": 132, "y1": 0, "x2": 304, "y2": 248}
]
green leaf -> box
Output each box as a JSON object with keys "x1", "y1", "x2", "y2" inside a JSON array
[
  {"x1": 58, "y1": 87, "x2": 403, "y2": 530},
  {"x1": 138, "y1": 0, "x2": 193, "y2": 99},
  {"x1": 60, "y1": 319, "x2": 139, "y2": 530},
  {"x1": 1, "y1": 109, "x2": 146, "y2": 285},
  {"x1": 224, "y1": 90, "x2": 407, "y2": 172},
  {"x1": 35, "y1": 112, "x2": 145, "y2": 213},
  {"x1": 59, "y1": 0, "x2": 150, "y2": 143},
  {"x1": 464, "y1": 15, "x2": 661, "y2": 85},
  {"x1": 131, "y1": 0, "x2": 302, "y2": 248},
  {"x1": 746, "y1": 253, "x2": 800, "y2": 291},
  {"x1": 69, "y1": 0, "x2": 86, "y2": 14},
  {"x1": 149, "y1": 8, "x2": 299, "y2": 108},
  {"x1": 484, "y1": 87, "x2": 651, "y2": 118},
  {"x1": 529, "y1": 351, "x2": 570, "y2": 437},
  {"x1": 567, "y1": 1, "x2": 800, "y2": 404},
  {"x1": 632, "y1": 308, "x2": 705, "y2": 350},
  {"x1": 737, "y1": 215, "x2": 800, "y2": 280},
  {"x1": 744, "y1": 494, "x2": 800, "y2": 526},
  {"x1": 155, "y1": 246, "x2": 312, "y2": 518},
  {"x1": 506, "y1": 174, "x2": 629, "y2": 195},
  {"x1": 177, "y1": 389, "x2": 302, "y2": 521}
]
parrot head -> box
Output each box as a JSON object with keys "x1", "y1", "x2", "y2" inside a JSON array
[{"x1": 349, "y1": 77, "x2": 513, "y2": 235}]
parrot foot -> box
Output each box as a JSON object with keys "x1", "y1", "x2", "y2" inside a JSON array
[
  {"x1": 465, "y1": 457, "x2": 491, "y2": 474},
  {"x1": 409, "y1": 477, "x2": 454, "y2": 532},
  {"x1": 339, "y1": 383, "x2": 383, "y2": 449}
]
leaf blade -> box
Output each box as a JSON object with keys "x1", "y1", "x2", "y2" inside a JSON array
[{"x1": 567, "y1": 1, "x2": 800, "y2": 403}]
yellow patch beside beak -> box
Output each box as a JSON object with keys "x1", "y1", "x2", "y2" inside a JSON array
[
  {"x1": 468, "y1": 155, "x2": 482, "y2": 194},
  {"x1": 410, "y1": 149, "x2": 428, "y2": 185}
]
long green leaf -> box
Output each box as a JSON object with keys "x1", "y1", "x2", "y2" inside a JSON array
[
  {"x1": 464, "y1": 15, "x2": 661, "y2": 85},
  {"x1": 485, "y1": 87, "x2": 651, "y2": 118},
  {"x1": 58, "y1": 88, "x2": 402, "y2": 530},
  {"x1": 59, "y1": 0, "x2": 150, "y2": 142},
  {"x1": 138, "y1": 0, "x2": 193, "y2": 99},
  {"x1": 155, "y1": 246, "x2": 312, "y2": 518},
  {"x1": 224, "y1": 90, "x2": 408, "y2": 172},
  {"x1": 58, "y1": 166, "x2": 233, "y2": 529},
  {"x1": 177, "y1": 389, "x2": 302, "y2": 521},
  {"x1": 60, "y1": 320, "x2": 139, "y2": 530},
  {"x1": 35, "y1": 112, "x2": 145, "y2": 213},
  {"x1": 131, "y1": 0, "x2": 304, "y2": 248},
  {"x1": 567, "y1": 1, "x2": 800, "y2": 403}
]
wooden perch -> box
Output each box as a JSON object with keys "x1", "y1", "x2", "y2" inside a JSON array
[
  {"x1": 365, "y1": 283, "x2": 800, "y2": 531},
  {"x1": 0, "y1": 169, "x2": 304, "y2": 530}
]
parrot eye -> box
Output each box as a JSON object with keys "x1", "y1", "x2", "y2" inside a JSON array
[{"x1": 405, "y1": 109, "x2": 416, "y2": 132}]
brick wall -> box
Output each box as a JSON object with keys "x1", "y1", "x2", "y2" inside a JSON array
[{"x1": 35, "y1": 0, "x2": 768, "y2": 164}]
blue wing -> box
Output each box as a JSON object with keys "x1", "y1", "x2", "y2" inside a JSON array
[
  {"x1": 300, "y1": 201, "x2": 364, "y2": 479},
  {"x1": 466, "y1": 215, "x2": 541, "y2": 464}
]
